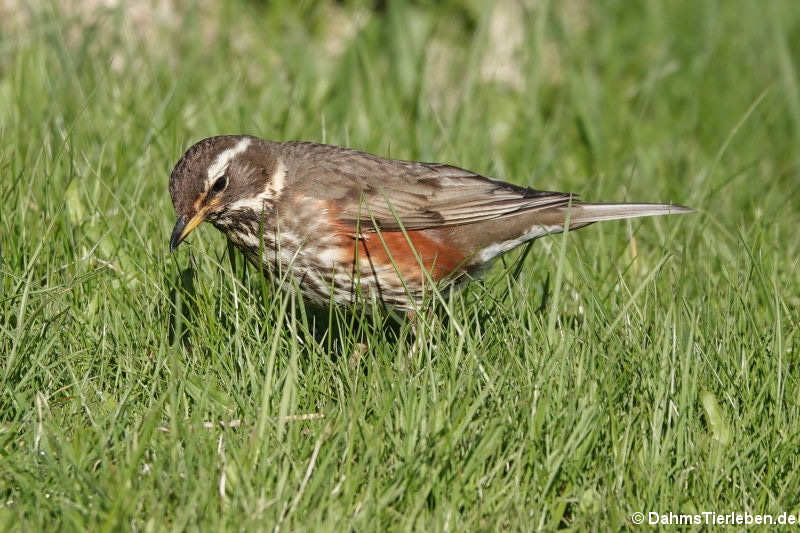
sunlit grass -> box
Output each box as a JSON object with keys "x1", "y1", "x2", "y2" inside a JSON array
[{"x1": 1, "y1": 1, "x2": 799, "y2": 530}]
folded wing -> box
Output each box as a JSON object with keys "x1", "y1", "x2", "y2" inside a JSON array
[{"x1": 285, "y1": 142, "x2": 577, "y2": 232}]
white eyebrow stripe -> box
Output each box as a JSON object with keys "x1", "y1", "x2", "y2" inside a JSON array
[
  {"x1": 225, "y1": 158, "x2": 288, "y2": 213},
  {"x1": 206, "y1": 137, "x2": 252, "y2": 185}
]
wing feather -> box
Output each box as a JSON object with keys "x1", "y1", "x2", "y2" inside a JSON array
[{"x1": 283, "y1": 142, "x2": 576, "y2": 232}]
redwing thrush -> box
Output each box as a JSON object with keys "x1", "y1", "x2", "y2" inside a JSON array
[{"x1": 169, "y1": 135, "x2": 692, "y2": 311}]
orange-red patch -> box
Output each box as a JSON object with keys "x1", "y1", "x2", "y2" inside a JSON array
[
  {"x1": 319, "y1": 199, "x2": 467, "y2": 283},
  {"x1": 355, "y1": 229, "x2": 465, "y2": 283}
]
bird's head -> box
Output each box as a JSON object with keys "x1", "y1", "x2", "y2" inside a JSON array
[{"x1": 168, "y1": 135, "x2": 280, "y2": 251}]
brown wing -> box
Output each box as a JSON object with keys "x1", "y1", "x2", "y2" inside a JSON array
[{"x1": 282, "y1": 141, "x2": 575, "y2": 232}]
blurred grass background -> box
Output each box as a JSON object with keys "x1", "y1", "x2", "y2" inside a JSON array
[{"x1": 1, "y1": 0, "x2": 799, "y2": 530}]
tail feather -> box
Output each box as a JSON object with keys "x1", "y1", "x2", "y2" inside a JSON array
[
  {"x1": 471, "y1": 201, "x2": 693, "y2": 262},
  {"x1": 566, "y1": 202, "x2": 694, "y2": 226}
]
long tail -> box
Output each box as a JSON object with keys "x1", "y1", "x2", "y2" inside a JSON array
[
  {"x1": 564, "y1": 202, "x2": 694, "y2": 226},
  {"x1": 472, "y1": 201, "x2": 694, "y2": 262}
]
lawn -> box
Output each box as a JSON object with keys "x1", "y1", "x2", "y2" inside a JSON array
[{"x1": 1, "y1": 0, "x2": 799, "y2": 530}]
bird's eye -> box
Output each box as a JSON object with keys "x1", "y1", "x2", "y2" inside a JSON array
[{"x1": 211, "y1": 175, "x2": 227, "y2": 194}]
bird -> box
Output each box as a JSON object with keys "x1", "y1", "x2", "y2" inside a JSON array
[{"x1": 169, "y1": 135, "x2": 692, "y2": 312}]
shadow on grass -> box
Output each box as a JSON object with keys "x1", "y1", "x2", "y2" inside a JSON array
[{"x1": 168, "y1": 263, "x2": 196, "y2": 348}]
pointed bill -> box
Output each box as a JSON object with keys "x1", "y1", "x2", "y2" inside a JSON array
[{"x1": 170, "y1": 212, "x2": 205, "y2": 252}]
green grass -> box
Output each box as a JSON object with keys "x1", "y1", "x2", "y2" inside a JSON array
[{"x1": 1, "y1": 0, "x2": 799, "y2": 530}]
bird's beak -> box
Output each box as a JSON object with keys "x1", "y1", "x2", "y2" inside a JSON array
[{"x1": 170, "y1": 212, "x2": 205, "y2": 252}]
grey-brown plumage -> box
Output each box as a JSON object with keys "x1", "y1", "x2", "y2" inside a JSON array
[{"x1": 169, "y1": 135, "x2": 692, "y2": 310}]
